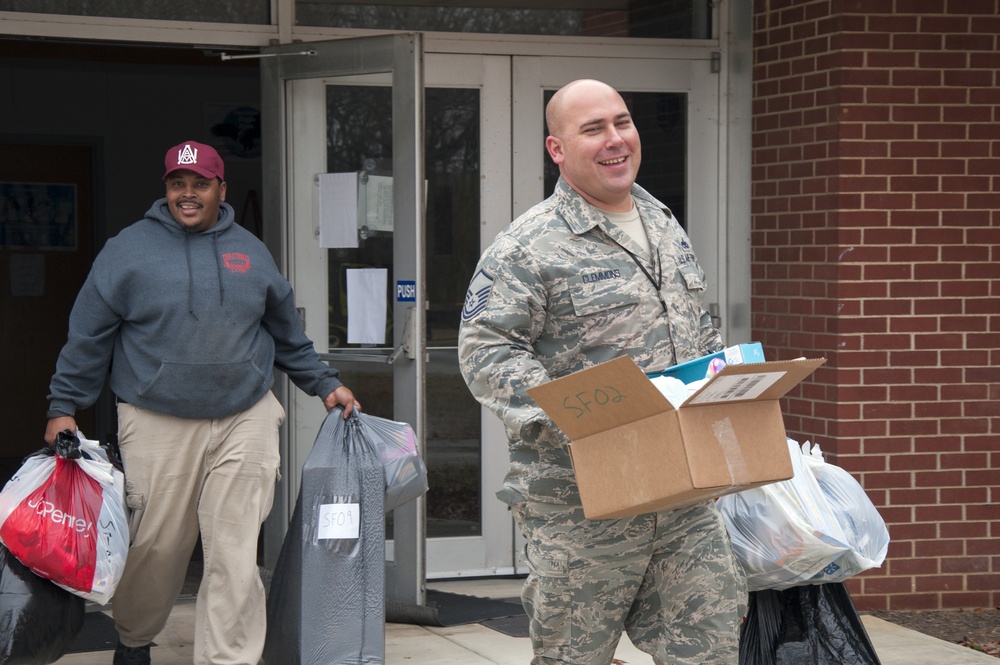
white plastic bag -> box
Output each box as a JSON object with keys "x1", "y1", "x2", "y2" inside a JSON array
[
  {"x1": 353, "y1": 412, "x2": 428, "y2": 513},
  {"x1": 0, "y1": 431, "x2": 128, "y2": 605},
  {"x1": 717, "y1": 439, "x2": 889, "y2": 591}
]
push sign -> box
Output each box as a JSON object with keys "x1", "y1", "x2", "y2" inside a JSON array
[{"x1": 396, "y1": 280, "x2": 416, "y2": 302}]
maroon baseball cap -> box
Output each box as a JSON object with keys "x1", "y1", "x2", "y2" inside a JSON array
[{"x1": 162, "y1": 141, "x2": 225, "y2": 181}]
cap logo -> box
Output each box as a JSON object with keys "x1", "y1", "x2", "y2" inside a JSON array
[
  {"x1": 177, "y1": 144, "x2": 199, "y2": 166},
  {"x1": 163, "y1": 141, "x2": 223, "y2": 182}
]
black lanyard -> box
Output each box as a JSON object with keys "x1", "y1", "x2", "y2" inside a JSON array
[{"x1": 609, "y1": 235, "x2": 668, "y2": 313}]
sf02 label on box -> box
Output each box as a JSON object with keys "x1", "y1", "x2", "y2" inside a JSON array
[{"x1": 562, "y1": 385, "x2": 627, "y2": 418}]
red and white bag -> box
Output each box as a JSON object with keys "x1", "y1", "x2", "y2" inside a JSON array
[{"x1": 0, "y1": 431, "x2": 128, "y2": 605}]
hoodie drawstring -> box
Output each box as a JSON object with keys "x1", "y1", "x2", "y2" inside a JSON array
[
  {"x1": 183, "y1": 232, "x2": 225, "y2": 319},
  {"x1": 214, "y1": 233, "x2": 225, "y2": 307},
  {"x1": 184, "y1": 234, "x2": 198, "y2": 320}
]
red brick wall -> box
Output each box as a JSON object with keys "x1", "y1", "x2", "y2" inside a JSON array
[{"x1": 751, "y1": 0, "x2": 1000, "y2": 610}]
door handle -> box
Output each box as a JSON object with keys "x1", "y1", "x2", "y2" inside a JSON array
[
  {"x1": 709, "y1": 302, "x2": 721, "y2": 329},
  {"x1": 388, "y1": 306, "x2": 416, "y2": 364}
]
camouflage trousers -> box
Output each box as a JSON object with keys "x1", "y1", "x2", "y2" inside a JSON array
[{"x1": 512, "y1": 500, "x2": 747, "y2": 665}]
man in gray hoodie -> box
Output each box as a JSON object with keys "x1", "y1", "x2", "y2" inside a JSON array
[{"x1": 44, "y1": 141, "x2": 359, "y2": 665}]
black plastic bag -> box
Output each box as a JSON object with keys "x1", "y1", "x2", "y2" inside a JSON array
[
  {"x1": 264, "y1": 409, "x2": 385, "y2": 665},
  {"x1": 739, "y1": 583, "x2": 881, "y2": 665},
  {"x1": 0, "y1": 543, "x2": 85, "y2": 665}
]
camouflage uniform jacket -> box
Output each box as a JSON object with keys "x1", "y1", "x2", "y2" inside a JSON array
[{"x1": 458, "y1": 177, "x2": 723, "y2": 507}]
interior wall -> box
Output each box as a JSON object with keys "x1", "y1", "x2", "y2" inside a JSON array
[{"x1": 0, "y1": 42, "x2": 262, "y2": 468}]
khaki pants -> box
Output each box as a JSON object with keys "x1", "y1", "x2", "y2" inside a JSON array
[{"x1": 112, "y1": 392, "x2": 285, "y2": 665}]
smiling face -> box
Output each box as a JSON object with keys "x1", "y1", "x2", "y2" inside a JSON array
[
  {"x1": 545, "y1": 80, "x2": 641, "y2": 212},
  {"x1": 164, "y1": 170, "x2": 227, "y2": 233}
]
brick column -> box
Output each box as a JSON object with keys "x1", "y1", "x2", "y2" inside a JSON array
[{"x1": 751, "y1": 0, "x2": 1000, "y2": 610}]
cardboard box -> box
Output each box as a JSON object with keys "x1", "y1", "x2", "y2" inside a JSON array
[{"x1": 527, "y1": 355, "x2": 826, "y2": 519}]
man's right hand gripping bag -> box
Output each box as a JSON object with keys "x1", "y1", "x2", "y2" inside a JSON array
[{"x1": 264, "y1": 409, "x2": 386, "y2": 665}]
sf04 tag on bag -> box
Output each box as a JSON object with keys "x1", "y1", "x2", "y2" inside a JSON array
[{"x1": 0, "y1": 430, "x2": 128, "y2": 605}]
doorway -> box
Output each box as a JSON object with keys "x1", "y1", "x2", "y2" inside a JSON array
[
  {"x1": 262, "y1": 33, "x2": 728, "y2": 604},
  {"x1": 0, "y1": 138, "x2": 101, "y2": 476}
]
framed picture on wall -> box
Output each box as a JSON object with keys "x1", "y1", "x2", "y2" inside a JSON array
[{"x1": 0, "y1": 181, "x2": 78, "y2": 250}]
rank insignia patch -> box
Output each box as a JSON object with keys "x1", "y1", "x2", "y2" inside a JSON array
[{"x1": 461, "y1": 268, "x2": 495, "y2": 322}]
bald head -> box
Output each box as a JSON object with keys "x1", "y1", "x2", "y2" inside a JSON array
[{"x1": 546, "y1": 79, "x2": 622, "y2": 138}]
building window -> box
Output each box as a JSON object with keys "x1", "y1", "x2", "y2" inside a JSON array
[
  {"x1": 297, "y1": 1, "x2": 712, "y2": 39},
  {"x1": 0, "y1": 0, "x2": 269, "y2": 25}
]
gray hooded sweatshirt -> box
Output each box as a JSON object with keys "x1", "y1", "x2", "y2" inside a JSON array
[{"x1": 47, "y1": 198, "x2": 341, "y2": 420}]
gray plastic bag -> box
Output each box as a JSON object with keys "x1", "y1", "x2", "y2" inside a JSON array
[{"x1": 264, "y1": 409, "x2": 385, "y2": 665}]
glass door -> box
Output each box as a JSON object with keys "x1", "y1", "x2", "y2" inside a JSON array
[
  {"x1": 421, "y1": 54, "x2": 516, "y2": 577},
  {"x1": 423, "y1": 54, "x2": 722, "y2": 579},
  {"x1": 260, "y1": 34, "x2": 426, "y2": 605},
  {"x1": 260, "y1": 37, "x2": 519, "y2": 595},
  {"x1": 500, "y1": 55, "x2": 722, "y2": 576}
]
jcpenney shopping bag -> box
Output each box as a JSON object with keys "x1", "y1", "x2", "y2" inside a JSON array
[{"x1": 0, "y1": 431, "x2": 128, "y2": 605}]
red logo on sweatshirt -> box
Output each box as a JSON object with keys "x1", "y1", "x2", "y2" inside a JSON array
[{"x1": 223, "y1": 252, "x2": 251, "y2": 273}]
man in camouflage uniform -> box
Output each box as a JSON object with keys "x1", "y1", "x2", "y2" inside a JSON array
[{"x1": 458, "y1": 79, "x2": 747, "y2": 664}]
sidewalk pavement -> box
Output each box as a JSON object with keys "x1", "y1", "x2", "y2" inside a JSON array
[{"x1": 53, "y1": 578, "x2": 998, "y2": 665}]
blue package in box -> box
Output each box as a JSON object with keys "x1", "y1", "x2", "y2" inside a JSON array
[
  {"x1": 649, "y1": 351, "x2": 724, "y2": 383},
  {"x1": 649, "y1": 342, "x2": 765, "y2": 383},
  {"x1": 724, "y1": 342, "x2": 766, "y2": 365}
]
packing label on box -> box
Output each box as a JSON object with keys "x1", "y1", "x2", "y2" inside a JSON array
[{"x1": 687, "y1": 370, "x2": 786, "y2": 404}]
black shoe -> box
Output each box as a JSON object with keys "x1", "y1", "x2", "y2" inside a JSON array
[{"x1": 113, "y1": 641, "x2": 151, "y2": 665}]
